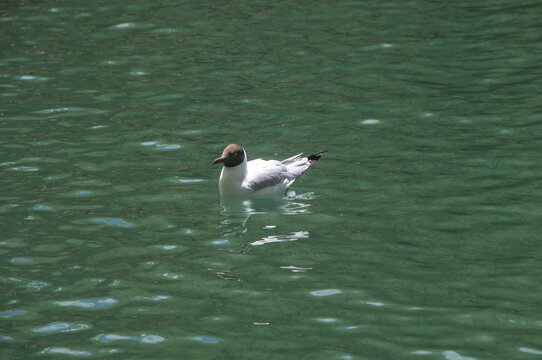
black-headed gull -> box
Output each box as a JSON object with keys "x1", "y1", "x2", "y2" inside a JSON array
[{"x1": 213, "y1": 144, "x2": 326, "y2": 196}]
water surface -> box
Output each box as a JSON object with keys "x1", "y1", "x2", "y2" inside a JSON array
[{"x1": 2, "y1": 1, "x2": 542, "y2": 359}]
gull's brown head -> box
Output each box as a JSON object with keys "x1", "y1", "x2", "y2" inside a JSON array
[{"x1": 213, "y1": 144, "x2": 245, "y2": 167}]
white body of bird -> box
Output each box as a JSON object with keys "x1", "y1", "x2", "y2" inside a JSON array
[{"x1": 213, "y1": 144, "x2": 325, "y2": 197}]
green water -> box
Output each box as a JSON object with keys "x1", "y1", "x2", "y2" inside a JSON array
[{"x1": 2, "y1": 1, "x2": 542, "y2": 359}]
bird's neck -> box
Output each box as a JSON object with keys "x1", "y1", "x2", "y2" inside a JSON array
[{"x1": 219, "y1": 158, "x2": 248, "y2": 195}]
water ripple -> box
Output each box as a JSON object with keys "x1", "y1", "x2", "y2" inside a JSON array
[
  {"x1": 280, "y1": 265, "x2": 312, "y2": 273},
  {"x1": 33, "y1": 204, "x2": 52, "y2": 211},
  {"x1": 161, "y1": 273, "x2": 183, "y2": 280},
  {"x1": 211, "y1": 239, "x2": 230, "y2": 245},
  {"x1": 17, "y1": 75, "x2": 48, "y2": 81},
  {"x1": 519, "y1": 347, "x2": 542, "y2": 355},
  {"x1": 111, "y1": 23, "x2": 136, "y2": 29},
  {"x1": 2, "y1": 277, "x2": 50, "y2": 291},
  {"x1": 155, "y1": 245, "x2": 177, "y2": 250},
  {"x1": 174, "y1": 178, "x2": 204, "y2": 184},
  {"x1": 35, "y1": 107, "x2": 69, "y2": 114},
  {"x1": 33, "y1": 322, "x2": 90, "y2": 333},
  {"x1": 310, "y1": 289, "x2": 342, "y2": 297},
  {"x1": 53, "y1": 298, "x2": 118, "y2": 309},
  {"x1": 152, "y1": 28, "x2": 179, "y2": 34},
  {"x1": 39, "y1": 347, "x2": 91, "y2": 357},
  {"x1": 94, "y1": 333, "x2": 164, "y2": 344},
  {"x1": 1, "y1": 309, "x2": 27, "y2": 318},
  {"x1": 189, "y1": 336, "x2": 220, "y2": 344},
  {"x1": 250, "y1": 231, "x2": 309, "y2": 246},
  {"x1": 443, "y1": 350, "x2": 476, "y2": 360},
  {"x1": 10, "y1": 166, "x2": 39, "y2": 172},
  {"x1": 341, "y1": 325, "x2": 364, "y2": 331},
  {"x1": 132, "y1": 295, "x2": 170, "y2": 301},
  {"x1": 364, "y1": 301, "x2": 388, "y2": 307},
  {"x1": 316, "y1": 318, "x2": 338, "y2": 323},
  {"x1": 140, "y1": 141, "x2": 181, "y2": 150},
  {"x1": 412, "y1": 350, "x2": 433, "y2": 355},
  {"x1": 35, "y1": 107, "x2": 107, "y2": 116},
  {"x1": 91, "y1": 218, "x2": 135, "y2": 227}
]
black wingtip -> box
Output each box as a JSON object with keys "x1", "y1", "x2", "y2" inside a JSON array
[{"x1": 307, "y1": 150, "x2": 327, "y2": 162}]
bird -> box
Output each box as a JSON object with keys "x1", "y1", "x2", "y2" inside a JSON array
[{"x1": 213, "y1": 144, "x2": 326, "y2": 197}]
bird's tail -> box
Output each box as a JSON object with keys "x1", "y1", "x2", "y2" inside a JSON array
[{"x1": 308, "y1": 150, "x2": 327, "y2": 165}]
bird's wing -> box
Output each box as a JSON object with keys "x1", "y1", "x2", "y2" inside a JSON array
[
  {"x1": 280, "y1": 153, "x2": 304, "y2": 165},
  {"x1": 244, "y1": 159, "x2": 292, "y2": 191},
  {"x1": 280, "y1": 154, "x2": 314, "y2": 178}
]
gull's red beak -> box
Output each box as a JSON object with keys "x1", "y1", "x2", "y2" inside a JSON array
[{"x1": 213, "y1": 157, "x2": 223, "y2": 165}]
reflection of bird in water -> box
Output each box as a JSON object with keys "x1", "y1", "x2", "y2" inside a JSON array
[
  {"x1": 213, "y1": 144, "x2": 326, "y2": 197},
  {"x1": 218, "y1": 192, "x2": 315, "y2": 239}
]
